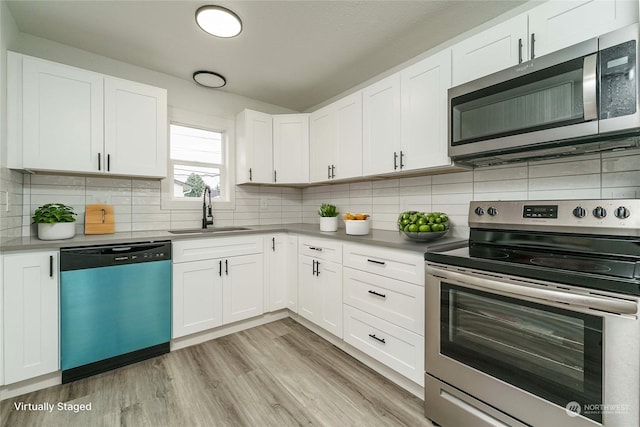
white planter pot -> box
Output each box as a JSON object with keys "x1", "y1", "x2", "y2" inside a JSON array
[
  {"x1": 319, "y1": 216, "x2": 338, "y2": 232},
  {"x1": 37, "y1": 222, "x2": 76, "y2": 240}
]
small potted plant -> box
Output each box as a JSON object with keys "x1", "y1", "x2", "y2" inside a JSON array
[
  {"x1": 318, "y1": 203, "x2": 339, "y2": 232},
  {"x1": 32, "y1": 203, "x2": 77, "y2": 240}
]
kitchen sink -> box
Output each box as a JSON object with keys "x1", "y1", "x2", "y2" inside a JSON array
[{"x1": 168, "y1": 227, "x2": 251, "y2": 234}]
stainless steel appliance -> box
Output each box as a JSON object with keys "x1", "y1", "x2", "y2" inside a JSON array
[
  {"x1": 449, "y1": 24, "x2": 640, "y2": 167},
  {"x1": 60, "y1": 241, "x2": 172, "y2": 383},
  {"x1": 424, "y1": 200, "x2": 640, "y2": 427}
]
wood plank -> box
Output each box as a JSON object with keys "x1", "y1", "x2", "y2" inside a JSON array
[{"x1": 0, "y1": 318, "x2": 434, "y2": 426}]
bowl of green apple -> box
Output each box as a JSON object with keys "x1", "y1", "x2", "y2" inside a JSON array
[{"x1": 398, "y1": 211, "x2": 449, "y2": 242}]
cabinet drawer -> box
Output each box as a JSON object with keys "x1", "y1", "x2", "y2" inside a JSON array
[
  {"x1": 343, "y1": 243, "x2": 424, "y2": 285},
  {"x1": 173, "y1": 236, "x2": 263, "y2": 263},
  {"x1": 343, "y1": 305, "x2": 424, "y2": 385},
  {"x1": 299, "y1": 237, "x2": 342, "y2": 263},
  {"x1": 343, "y1": 267, "x2": 423, "y2": 335}
]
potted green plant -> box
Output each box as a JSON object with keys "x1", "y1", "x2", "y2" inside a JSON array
[
  {"x1": 318, "y1": 203, "x2": 339, "y2": 232},
  {"x1": 32, "y1": 203, "x2": 77, "y2": 240}
]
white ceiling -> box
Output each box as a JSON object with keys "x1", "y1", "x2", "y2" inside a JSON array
[{"x1": 7, "y1": 0, "x2": 526, "y2": 111}]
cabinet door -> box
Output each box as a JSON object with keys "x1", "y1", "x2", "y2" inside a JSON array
[
  {"x1": 236, "y1": 109, "x2": 273, "y2": 184},
  {"x1": 265, "y1": 235, "x2": 298, "y2": 312},
  {"x1": 400, "y1": 49, "x2": 452, "y2": 171},
  {"x1": 104, "y1": 77, "x2": 167, "y2": 178},
  {"x1": 334, "y1": 92, "x2": 363, "y2": 180},
  {"x1": 317, "y1": 260, "x2": 343, "y2": 338},
  {"x1": 22, "y1": 56, "x2": 104, "y2": 173},
  {"x1": 273, "y1": 114, "x2": 309, "y2": 184},
  {"x1": 223, "y1": 253, "x2": 264, "y2": 324},
  {"x1": 298, "y1": 255, "x2": 320, "y2": 322},
  {"x1": 172, "y1": 259, "x2": 223, "y2": 338},
  {"x1": 3, "y1": 251, "x2": 59, "y2": 384},
  {"x1": 309, "y1": 105, "x2": 337, "y2": 182},
  {"x1": 451, "y1": 14, "x2": 528, "y2": 86},
  {"x1": 528, "y1": 0, "x2": 638, "y2": 59},
  {"x1": 362, "y1": 73, "x2": 401, "y2": 175}
]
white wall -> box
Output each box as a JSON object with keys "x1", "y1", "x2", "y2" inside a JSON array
[
  {"x1": 302, "y1": 150, "x2": 640, "y2": 238},
  {"x1": 0, "y1": 0, "x2": 22, "y2": 239}
]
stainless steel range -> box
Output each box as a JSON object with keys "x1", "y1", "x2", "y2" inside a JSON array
[{"x1": 424, "y1": 199, "x2": 640, "y2": 427}]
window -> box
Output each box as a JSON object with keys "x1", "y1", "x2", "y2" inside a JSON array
[
  {"x1": 161, "y1": 108, "x2": 235, "y2": 210},
  {"x1": 170, "y1": 124, "x2": 223, "y2": 199}
]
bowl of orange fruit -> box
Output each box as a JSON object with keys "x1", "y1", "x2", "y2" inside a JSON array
[{"x1": 343, "y1": 213, "x2": 371, "y2": 235}]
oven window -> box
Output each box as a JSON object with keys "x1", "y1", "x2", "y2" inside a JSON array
[{"x1": 441, "y1": 283, "x2": 603, "y2": 423}]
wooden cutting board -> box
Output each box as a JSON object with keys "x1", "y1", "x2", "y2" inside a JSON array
[{"x1": 85, "y1": 204, "x2": 115, "y2": 234}]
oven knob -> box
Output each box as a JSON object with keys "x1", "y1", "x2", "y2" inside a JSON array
[
  {"x1": 474, "y1": 207, "x2": 485, "y2": 216},
  {"x1": 615, "y1": 206, "x2": 630, "y2": 219},
  {"x1": 593, "y1": 206, "x2": 607, "y2": 219},
  {"x1": 487, "y1": 207, "x2": 498, "y2": 216},
  {"x1": 572, "y1": 206, "x2": 587, "y2": 218}
]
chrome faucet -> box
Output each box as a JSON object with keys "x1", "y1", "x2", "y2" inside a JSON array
[{"x1": 202, "y1": 185, "x2": 214, "y2": 229}]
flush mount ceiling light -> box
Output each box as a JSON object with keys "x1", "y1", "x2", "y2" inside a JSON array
[
  {"x1": 195, "y1": 5, "x2": 242, "y2": 38},
  {"x1": 193, "y1": 71, "x2": 227, "y2": 88}
]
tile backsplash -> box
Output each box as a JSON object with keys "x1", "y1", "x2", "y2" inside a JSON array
[{"x1": 10, "y1": 149, "x2": 640, "y2": 239}]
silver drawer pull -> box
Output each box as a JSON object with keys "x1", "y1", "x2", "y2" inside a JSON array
[
  {"x1": 368, "y1": 334, "x2": 386, "y2": 344},
  {"x1": 367, "y1": 259, "x2": 385, "y2": 266},
  {"x1": 309, "y1": 246, "x2": 324, "y2": 252},
  {"x1": 368, "y1": 290, "x2": 386, "y2": 298}
]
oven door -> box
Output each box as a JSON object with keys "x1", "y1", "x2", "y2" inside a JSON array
[{"x1": 426, "y1": 263, "x2": 640, "y2": 427}]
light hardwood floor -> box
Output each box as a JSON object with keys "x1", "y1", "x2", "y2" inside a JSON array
[{"x1": 1, "y1": 318, "x2": 434, "y2": 427}]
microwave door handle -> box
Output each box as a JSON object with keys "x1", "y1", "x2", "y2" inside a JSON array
[
  {"x1": 583, "y1": 53, "x2": 598, "y2": 121},
  {"x1": 429, "y1": 266, "x2": 638, "y2": 315}
]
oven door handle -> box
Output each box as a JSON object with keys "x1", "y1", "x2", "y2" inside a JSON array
[{"x1": 429, "y1": 266, "x2": 638, "y2": 315}]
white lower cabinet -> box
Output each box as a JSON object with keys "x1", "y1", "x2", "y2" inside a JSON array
[
  {"x1": 299, "y1": 255, "x2": 343, "y2": 338},
  {"x1": 172, "y1": 237, "x2": 264, "y2": 338},
  {"x1": 3, "y1": 251, "x2": 59, "y2": 385},
  {"x1": 222, "y1": 253, "x2": 264, "y2": 324},
  {"x1": 343, "y1": 305, "x2": 424, "y2": 385},
  {"x1": 342, "y1": 243, "x2": 425, "y2": 386},
  {"x1": 265, "y1": 234, "x2": 298, "y2": 312},
  {"x1": 172, "y1": 259, "x2": 223, "y2": 338}
]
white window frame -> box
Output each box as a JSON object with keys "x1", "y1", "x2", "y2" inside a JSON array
[{"x1": 161, "y1": 107, "x2": 235, "y2": 210}]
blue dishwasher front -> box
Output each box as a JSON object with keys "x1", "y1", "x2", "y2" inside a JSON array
[{"x1": 60, "y1": 241, "x2": 171, "y2": 383}]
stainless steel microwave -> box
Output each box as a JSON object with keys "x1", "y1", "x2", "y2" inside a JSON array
[{"x1": 449, "y1": 23, "x2": 640, "y2": 166}]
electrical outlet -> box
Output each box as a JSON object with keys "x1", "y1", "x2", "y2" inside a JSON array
[{"x1": 260, "y1": 198, "x2": 268, "y2": 210}]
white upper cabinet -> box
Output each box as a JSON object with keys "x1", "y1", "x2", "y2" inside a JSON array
[
  {"x1": 363, "y1": 50, "x2": 453, "y2": 176},
  {"x1": 309, "y1": 91, "x2": 362, "y2": 183},
  {"x1": 400, "y1": 49, "x2": 453, "y2": 171},
  {"x1": 452, "y1": 0, "x2": 639, "y2": 87},
  {"x1": 236, "y1": 109, "x2": 273, "y2": 184},
  {"x1": 452, "y1": 14, "x2": 528, "y2": 87},
  {"x1": 104, "y1": 77, "x2": 167, "y2": 178},
  {"x1": 362, "y1": 73, "x2": 401, "y2": 176},
  {"x1": 9, "y1": 53, "x2": 167, "y2": 178},
  {"x1": 273, "y1": 114, "x2": 309, "y2": 184},
  {"x1": 528, "y1": 0, "x2": 639, "y2": 58},
  {"x1": 21, "y1": 55, "x2": 105, "y2": 173}
]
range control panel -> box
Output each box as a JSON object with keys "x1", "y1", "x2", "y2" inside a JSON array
[{"x1": 469, "y1": 200, "x2": 640, "y2": 236}]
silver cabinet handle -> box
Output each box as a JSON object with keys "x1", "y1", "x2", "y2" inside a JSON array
[
  {"x1": 393, "y1": 152, "x2": 398, "y2": 170},
  {"x1": 328, "y1": 165, "x2": 331, "y2": 179},
  {"x1": 583, "y1": 53, "x2": 598, "y2": 121},
  {"x1": 249, "y1": 168, "x2": 252, "y2": 181},
  {"x1": 399, "y1": 151, "x2": 405, "y2": 169},
  {"x1": 367, "y1": 259, "x2": 385, "y2": 266},
  {"x1": 428, "y1": 265, "x2": 638, "y2": 315},
  {"x1": 49, "y1": 255, "x2": 54, "y2": 277},
  {"x1": 331, "y1": 165, "x2": 335, "y2": 179},
  {"x1": 98, "y1": 153, "x2": 101, "y2": 171},
  {"x1": 309, "y1": 246, "x2": 323, "y2": 252},
  {"x1": 368, "y1": 290, "x2": 386, "y2": 298}
]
